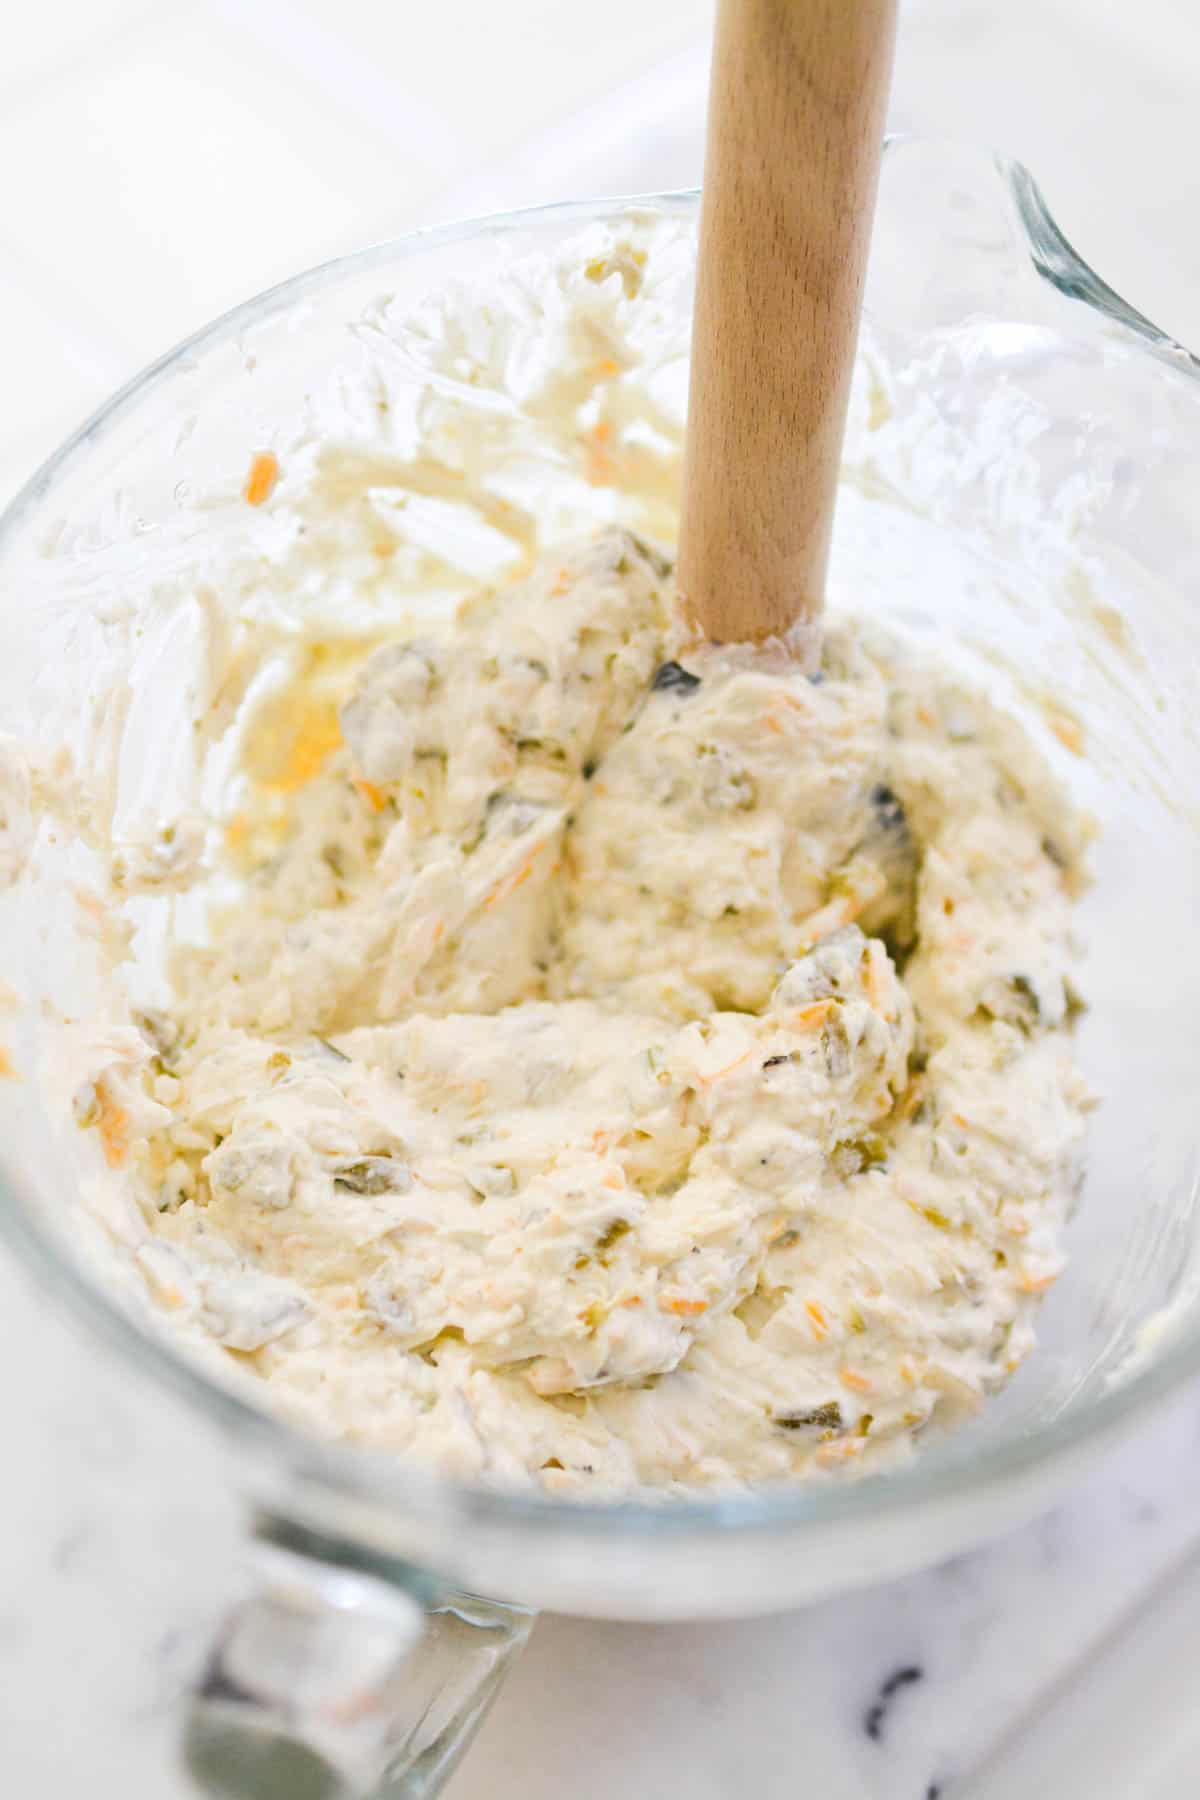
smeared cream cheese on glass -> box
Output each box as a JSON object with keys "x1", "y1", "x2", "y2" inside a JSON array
[{"x1": 82, "y1": 528, "x2": 1091, "y2": 1495}]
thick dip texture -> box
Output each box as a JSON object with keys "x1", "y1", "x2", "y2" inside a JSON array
[{"x1": 94, "y1": 529, "x2": 1091, "y2": 1496}]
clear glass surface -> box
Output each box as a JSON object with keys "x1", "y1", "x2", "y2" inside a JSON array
[{"x1": 0, "y1": 140, "x2": 1198, "y2": 1646}]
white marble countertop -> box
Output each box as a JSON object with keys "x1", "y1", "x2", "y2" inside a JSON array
[{"x1": 3, "y1": 4, "x2": 1200, "y2": 1796}]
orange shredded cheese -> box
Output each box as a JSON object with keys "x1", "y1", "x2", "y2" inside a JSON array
[
  {"x1": 75, "y1": 887, "x2": 105, "y2": 925},
  {"x1": 805, "y1": 1299, "x2": 830, "y2": 1342},
  {"x1": 697, "y1": 1046, "x2": 755, "y2": 1087},
  {"x1": 816, "y1": 1438, "x2": 865, "y2": 1469},
  {"x1": 794, "y1": 894, "x2": 865, "y2": 949},
  {"x1": 1049, "y1": 714, "x2": 1085, "y2": 756},
  {"x1": 839, "y1": 1367, "x2": 874, "y2": 1394},
  {"x1": 351, "y1": 775, "x2": 387, "y2": 812},
  {"x1": 485, "y1": 846, "x2": 543, "y2": 911},
  {"x1": 0, "y1": 1047, "x2": 15, "y2": 1079},
  {"x1": 243, "y1": 450, "x2": 279, "y2": 507},
  {"x1": 96, "y1": 1082, "x2": 130, "y2": 1168},
  {"x1": 660, "y1": 1295, "x2": 708, "y2": 1317},
  {"x1": 247, "y1": 694, "x2": 343, "y2": 795},
  {"x1": 791, "y1": 1000, "x2": 836, "y2": 1033},
  {"x1": 277, "y1": 714, "x2": 341, "y2": 790},
  {"x1": 584, "y1": 420, "x2": 614, "y2": 485},
  {"x1": 863, "y1": 944, "x2": 891, "y2": 1013}
]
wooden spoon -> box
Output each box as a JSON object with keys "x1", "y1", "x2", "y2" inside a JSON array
[{"x1": 678, "y1": 0, "x2": 899, "y2": 652}]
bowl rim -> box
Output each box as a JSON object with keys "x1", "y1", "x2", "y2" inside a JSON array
[{"x1": 2, "y1": 138, "x2": 1198, "y2": 1554}]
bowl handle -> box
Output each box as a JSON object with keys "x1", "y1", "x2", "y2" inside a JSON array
[{"x1": 182, "y1": 1521, "x2": 533, "y2": 1798}]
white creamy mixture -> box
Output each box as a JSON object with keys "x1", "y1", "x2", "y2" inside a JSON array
[{"x1": 81, "y1": 528, "x2": 1090, "y2": 1495}]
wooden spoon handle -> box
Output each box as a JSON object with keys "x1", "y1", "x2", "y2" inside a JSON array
[{"x1": 678, "y1": 0, "x2": 898, "y2": 648}]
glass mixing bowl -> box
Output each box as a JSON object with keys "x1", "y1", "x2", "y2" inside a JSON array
[{"x1": 0, "y1": 139, "x2": 1198, "y2": 1798}]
